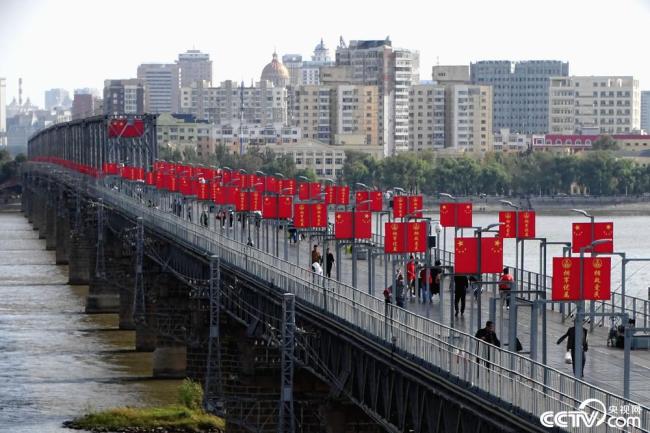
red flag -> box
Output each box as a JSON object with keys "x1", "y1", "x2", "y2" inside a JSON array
[
  {"x1": 278, "y1": 196, "x2": 293, "y2": 219},
  {"x1": 572, "y1": 222, "x2": 614, "y2": 253},
  {"x1": 354, "y1": 211, "x2": 372, "y2": 239},
  {"x1": 585, "y1": 257, "x2": 611, "y2": 300},
  {"x1": 262, "y1": 195, "x2": 277, "y2": 218},
  {"x1": 221, "y1": 170, "x2": 232, "y2": 185},
  {"x1": 336, "y1": 186, "x2": 350, "y2": 205},
  {"x1": 552, "y1": 257, "x2": 581, "y2": 301},
  {"x1": 370, "y1": 191, "x2": 383, "y2": 212},
  {"x1": 440, "y1": 203, "x2": 455, "y2": 227},
  {"x1": 518, "y1": 211, "x2": 536, "y2": 238},
  {"x1": 294, "y1": 204, "x2": 309, "y2": 228},
  {"x1": 310, "y1": 182, "x2": 322, "y2": 200},
  {"x1": 407, "y1": 221, "x2": 427, "y2": 253},
  {"x1": 384, "y1": 222, "x2": 405, "y2": 254},
  {"x1": 457, "y1": 202, "x2": 473, "y2": 227},
  {"x1": 499, "y1": 211, "x2": 516, "y2": 238},
  {"x1": 250, "y1": 191, "x2": 262, "y2": 211},
  {"x1": 335, "y1": 212, "x2": 353, "y2": 239},
  {"x1": 298, "y1": 182, "x2": 310, "y2": 200},
  {"x1": 393, "y1": 196, "x2": 407, "y2": 218},
  {"x1": 280, "y1": 179, "x2": 296, "y2": 195},
  {"x1": 311, "y1": 203, "x2": 327, "y2": 227},
  {"x1": 481, "y1": 237, "x2": 503, "y2": 273},
  {"x1": 212, "y1": 184, "x2": 225, "y2": 204},
  {"x1": 197, "y1": 181, "x2": 209, "y2": 200},
  {"x1": 355, "y1": 191, "x2": 371, "y2": 211},
  {"x1": 454, "y1": 237, "x2": 478, "y2": 274},
  {"x1": 407, "y1": 195, "x2": 423, "y2": 218}
]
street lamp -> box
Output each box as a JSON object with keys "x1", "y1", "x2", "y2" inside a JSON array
[
  {"x1": 474, "y1": 222, "x2": 503, "y2": 332},
  {"x1": 499, "y1": 199, "x2": 522, "y2": 290},
  {"x1": 351, "y1": 199, "x2": 372, "y2": 289},
  {"x1": 574, "y1": 238, "x2": 612, "y2": 379},
  {"x1": 439, "y1": 192, "x2": 457, "y2": 262}
]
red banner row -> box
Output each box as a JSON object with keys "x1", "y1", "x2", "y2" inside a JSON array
[
  {"x1": 454, "y1": 237, "x2": 504, "y2": 274},
  {"x1": 551, "y1": 257, "x2": 611, "y2": 301}
]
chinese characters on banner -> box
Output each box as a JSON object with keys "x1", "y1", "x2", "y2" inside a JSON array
[
  {"x1": 293, "y1": 203, "x2": 327, "y2": 228},
  {"x1": 383, "y1": 222, "x2": 427, "y2": 253},
  {"x1": 393, "y1": 196, "x2": 407, "y2": 218},
  {"x1": 236, "y1": 191, "x2": 262, "y2": 212},
  {"x1": 439, "y1": 203, "x2": 473, "y2": 227},
  {"x1": 196, "y1": 181, "x2": 209, "y2": 200},
  {"x1": 499, "y1": 211, "x2": 536, "y2": 238},
  {"x1": 572, "y1": 222, "x2": 614, "y2": 253},
  {"x1": 453, "y1": 237, "x2": 503, "y2": 274},
  {"x1": 551, "y1": 257, "x2": 611, "y2": 301}
]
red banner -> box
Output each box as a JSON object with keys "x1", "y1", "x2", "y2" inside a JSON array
[
  {"x1": 335, "y1": 212, "x2": 353, "y2": 239},
  {"x1": 370, "y1": 191, "x2": 383, "y2": 212},
  {"x1": 336, "y1": 186, "x2": 350, "y2": 205},
  {"x1": 293, "y1": 203, "x2": 325, "y2": 228},
  {"x1": 552, "y1": 257, "x2": 612, "y2": 301},
  {"x1": 145, "y1": 172, "x2": 155, "y2": 186},
  {"x1": 440, "y1": 203, "x2": 455, "y2": 227},
  {"x1": 355, "y1": 191, "x2": 371, "y2": 211},
  {"x1": 499, "y1": 211, "x2": 516, "y2": 238},
  {"x1": 354, "y1": 211, "x2": 372, "y2": 239},
  {"x1": 197, "y1": 181, "x2": 209, "y2": 200},
  {"x1": 311, "y1": 203, "x2": 327, "y2": 227},
  {"x1": 278, "y1": 196, "x2": 293, "y2": 219},
  {"x1": 236, "y1": 191, "x2": 261, "y2": 211},
  {"x1": 481, "y1": 237, "x2": 504, "y2": 273},
  {"x1": 572, "y1": 222, "x2": 614, "y2": 253},
  {"x1": 440, "y1": 203, "x2": 473, "y2": 227},
  {"x1": 294, "y1": 203, "x2": 309, "y2": 228},
  {"x1": 107, "y1": 118, "x2": 144, "y2": 138},
  {"x1": 384, "y1": 222, "x2": 405, "y2": 254},
  {"x1": 262, "y1": 195, "x2": 277, "y2": 219},
  {"x1": 393, "y1": 196, "x2": 407, "y2": 218},
  {"x1": 454, "y1": 237, "x2": 478, "y2": 274},
  {"x1": 407, "y1": 221, "x2": 427, "y2": 253},
  {"x1": 298, "y1": 182, "x2": 321, "y2": 200},
  {"x1": 407, "y1": 195, "x2": 423, "y2": 218},
  {"x1": 325, "y1": 185, "x2": 335, "y2": 205},
  {"x1": 212, "y1": 184, "x2": 225, "y2": 204},
  {"x1": 280, "y1": 179, "x2": 296, "y2": 195},
  {"x1": 518, "y1": 211, "x2": 536, "y2": 238}
]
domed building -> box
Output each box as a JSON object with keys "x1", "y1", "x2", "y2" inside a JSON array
[{"x1": 261, "y1": 52, "x2": 290, "y2": 88}]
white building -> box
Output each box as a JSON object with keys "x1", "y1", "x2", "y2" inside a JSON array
[
  {"x1": 282, "y1": 54, "x2": 303, "y2": 87},
  {"x1": 137, "y1": 63, "x2": 180, "y2": 113},
  {"x1": 177, "y1": 49, "x2": 212, "y2": 88},
  {"x1": 641, "y1": 91, "x2": 650, "y2": 133},
  {"x1": 549, "y1": 76, "x2": 641, "y2": 134},
  {"x1": 446, "y1": 84, "x2": 493, "y2": 153},
  {"x1": 492, "y1": 129, "x2": 543, "y2": 152}
]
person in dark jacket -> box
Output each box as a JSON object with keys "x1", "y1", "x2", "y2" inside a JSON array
[
  {"x1": 454, "y1": 275, "x2": 469, "y2": 317},
  {"x1": 325, "y1": 248, "x2": 335, "y2": 278},
  {"x1": 557, "y1": 325, "x2": 588, "y2": 375},
  {"x1": 475, "y1": 321, "x2": 500, "y2": 369}
]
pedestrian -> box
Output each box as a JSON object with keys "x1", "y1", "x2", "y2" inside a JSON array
[
  {"x1": 499, "y1": 267, "x2": 514, "y2": 309},
  {"x1": 383, "y1": 285, "x2": 392, "y2": 305},
  {"x1": 395, "y1": 271, "x2": 406, "y2": 308},
  {"x1": 556, "y1": 325, "x2": 588, "y2": 375},
  {"x1": 247, "y1": 237, "x2": 254, "y2": 247},
  {"x1": 475, "y1": 321, "x2": 501, "y2": 368},
  {"x1": 429, "y1": 260, "x2": 443, "y2": 300},
  {"x1": 406, "y1": 255, "x2": 416, "y2": 300},
  {"x1": 311, "y1": 261, "x2": 323, "y2": 276},
  {"x1": 454, "y1": 275, "x2": 469, "y2": 317},
  {"x1": 325, "y1": 248, "x2": 335, "y2": 278},
  {"x1": 311, "y1": 244, "x2": 322, "y2": 266}
]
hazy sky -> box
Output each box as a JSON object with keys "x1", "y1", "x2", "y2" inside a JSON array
[{"x1": 2, "y1": 0, "x2": 650, "y2": 108}]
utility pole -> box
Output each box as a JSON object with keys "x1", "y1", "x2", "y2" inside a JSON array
[
  {"x1": 278, "y1": 293, "x2": 296, "y2": 433},
  {"x1": 204, "y1": 255, "x2": 223, "y2": 414}
]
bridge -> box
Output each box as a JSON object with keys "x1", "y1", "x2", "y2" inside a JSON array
[{"x1": 21, "y1": 115, "x2": 650, "y2": 433}]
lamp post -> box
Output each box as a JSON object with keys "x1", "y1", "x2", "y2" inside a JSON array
[
  {"x1": 351, "y1": 199, "x2": 372, "y2": 289},
  {"x1": 406, "y1": 212, "x2": 438, "y2": 304},
  {"x1": 475, "y1": 222, "x2": 503, "y2": 332},
  {"x1": 439, "y1": 192, "x2": 457, "y2": 265},
  {"x1": 575, "y1": 238, "x2": 612, "y2": 379},
  {"x1": 499, "y1": 199, "x2": 521, "y2": 291},
  {"x1": 572, "y1": 208, "x2": 597, "y2": 328}
]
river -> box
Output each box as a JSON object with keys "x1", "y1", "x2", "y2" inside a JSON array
[{"x1": 0, "y1": 208, "x2": 180, "y2": 433}]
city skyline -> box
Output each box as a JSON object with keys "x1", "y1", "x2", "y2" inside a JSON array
[{"x1": 2, "y1": 0, "x2": 650, "y2": 108}]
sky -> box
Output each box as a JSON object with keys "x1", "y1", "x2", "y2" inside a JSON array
[{"x1": 2, "y1": 0, "x2": 650, "y2": 108}]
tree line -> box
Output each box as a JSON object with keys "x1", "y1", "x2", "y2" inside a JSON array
[{"x1": 342, "y1": 150, "x2": 650, "y2": 196}]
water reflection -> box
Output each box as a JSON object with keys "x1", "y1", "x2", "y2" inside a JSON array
[{"x1": 0, "y1": 210, "x2": 180, "y2": 433}]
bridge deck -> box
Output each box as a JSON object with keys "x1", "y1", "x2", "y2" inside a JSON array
[{"x1": 278, "y1": 234, "x2": 650, "y2": 405}]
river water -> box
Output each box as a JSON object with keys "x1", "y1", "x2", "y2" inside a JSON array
[{"x1": 0, "y1": 209, "x2": 180, "y2": 433}]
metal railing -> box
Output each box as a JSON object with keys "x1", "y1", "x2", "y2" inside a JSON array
[{"x1": 28, "y1": 163, "x2": 650, "y2": 433}]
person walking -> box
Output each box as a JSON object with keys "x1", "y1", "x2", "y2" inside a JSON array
[
  {"x1": 454, "y1": 275, "x2": 469, "y2": 317},
  {"x1": 499, "y1": 267, "x2": 514, "y2": 309},
  {"x1": 475, "y1": 321, "x2": 501, "y2": 368},
  {"x1": 557, "y1": 325, "x2": 588, "y2": 375},
  {"x1": 406, "y1": 255, "x2": 416, "y2": 300},
  {"x1": 325, "y1": 248, "x2": 335, "y2": 278},
  {"x1": 311, "y1": 244, "x2": 322, "y2": 268},
  {"x1": 395, "y1": 271, "x2": 406, "y2": 308}
]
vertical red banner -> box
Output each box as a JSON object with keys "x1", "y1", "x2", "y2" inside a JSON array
[
  {"x1": 280, "y1": 179, "x2": 296, "y2": 195},
  {"x1": 355, "y1": 191, "x2": 371, "y2": 211},
  {"x1": 594, "y1": 222, "x2": 614, "y2": 253},
  {"x1": 499, "y1": 211, "x2": 516, "y2": 238},
  {"x1": 197, "y1": 181, "x2": 209, "y2": 200},
  {"x1": 311, "y1": 203, "x2": 327, "y2": 227},
  {"x1": 384, "y1": 222, "x2": 404, "y2": 254},
  {"x1": 393, "y1": 196, "x2": 407, "y2": 218},
  {"x1": 456, "y1": 203, "x2": 473, "y2": 227},
  {"x1": 325, "y1": 185, "x2": 335, "y2": 205},
  {"x1": 310, "y1": 182, "x2": 322, "y2": 200},
  {"x1": 440, "y1": 203, "x2": 455, "y2": 227},
  {"x1": 551, "y1": 257, "x2": 612, "y2": 301},
  {"x1": 481, "y1": 237, "x2": 504, "y2": 273},
  {"x1": 518, "y1": 211, "x2": 536, "y2": 238},
  {"x1": 335, "y1": 212, "x2": 353, "y2": 239},
  {"x1": 572, "y1": 222, "x2": 614, "y2": 253},
  {"x1": 407, "y1": 221, "x2": 427, "y2": 253},
  {"x1": 336, "y1": 186, "x2": 350, "y2": 205},
  {"x1": 278, "y1": 196, "x2": 293, "y2": 219},
  {"x1": 294, "y1": 204, "x2": 308, "y2": 228},
  {"x1": 584, "y1": 257, "x2": 611, "y2": 300},
  {"x1": 212, "y1": 184, "x2": 225, "y2": 204},
  {"x1": 552, "y1": 257, "x2": 581, "y2": 301},
  {"x1": 454, "y1": 237, "x2": 478, "y2": 274},
  {"x1": 354, "y1": 211, "x2": 372, "y2": 239},
  {"x1": 370, "y1": 191, "x2": 383, "y2": 212},
  {"x1": 298, "y1": 182, "x2": 310, "y2": 200},
  {"x1": 262, "y1": 195, "x2": 277, "y2": 219},
  {"x1": 407, "y1": 195, "x2": 423, "y2": 218}
]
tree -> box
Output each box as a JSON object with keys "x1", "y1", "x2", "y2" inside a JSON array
[{"x1": 592, "y1": 135, "x2": 619, "y2": 151}]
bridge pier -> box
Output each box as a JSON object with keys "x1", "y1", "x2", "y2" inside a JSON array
[
  {"x1": 55, "y1": 211, "x2": 69, "y2": 265},
  {"x1": 33, "y1": 195, "x2": 46, "y2": 236},
  {"x1": 153, "y1": 339, "x2": 187, "y2": 379},
  {"x1": 45, "y1": 202, "x2": 56, "y2": 251},
  {"x1": 68, "y1": 228, "x2": 92, "y2": 285}
]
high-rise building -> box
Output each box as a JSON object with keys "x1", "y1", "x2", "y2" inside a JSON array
[
  {"x1": 214, "y1": 80, "x2": 287, "y2": 125},
  {"x1": 291, "y1": 84, "x2": 331, "y2": 142},
  {"x1": 0, "y1": 78, "x2": 6, "y2": 146},
  {"x1": 408, "y1": 83, "x2": 446, "y2": 151},
  {"x1": 180, "y1": 80, "x2": 219, "y2": 122},
  {"x1": 103, "y1": 79, "x2": 145, "y2": 115},
  {"x1": 137, "y1": 63, "x2": 180, "y2": 113},
  {"x1": 177, "y1": 50, "x2": 212, "y2": 88},
  {"x1": 641, "y1": 91, "x2": 650, "y2": 133},
  {"x1": 446, "y1": 84, "x2": 493, "y2": 152},
  {"x1": 548, "y1": 76, "x2": 641, "y2": 134},
  {"x1": 335, "y1": 38, "x2": 419, "y2": 155},
  {"x1": 332, "y1": 85, "x2": 379, "y2": 145},
  {"x1": 300, "y1": 39, "x2": 334, "y2": 85},
  {"x1": 71, "y1": 93, "x2": 96, "y2": 120},
  {"x1": 470, "y1": 60, "x2": 569, "y2": 134},
  {"x1": 44, "y1": 88, "x2": 71, "y2": 110}
]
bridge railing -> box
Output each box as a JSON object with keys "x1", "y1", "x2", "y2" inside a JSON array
[{"x1": 92, "y1": 180, "x2": 650, "y2": 433}]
